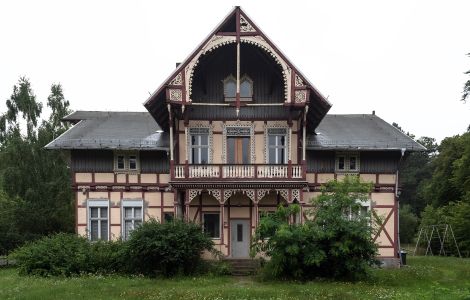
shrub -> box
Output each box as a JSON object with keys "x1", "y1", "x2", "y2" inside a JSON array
[
  {"x1": 251, "y1": 176, "x2": 379, "y2": 280},
  {"x1": 124, "y1": 219, "x2": 214, "y2": 276},
  {"x1": 400, "y1": 204, "x2": 418, "y2": 244},
  {"x1": 11, "y1": 233, "x2": 91, "y2": 276},
  {"x1": 88, "y1": 240, "x2": 127, "y2": 274}
]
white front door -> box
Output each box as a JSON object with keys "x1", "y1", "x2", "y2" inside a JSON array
[{"x1": 230, "y1": 219, "x2": 250, "y2": 258}]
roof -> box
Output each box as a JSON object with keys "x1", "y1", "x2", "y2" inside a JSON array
[
  {"x1": 45, "y1": 111, "x2": 169, "y2": 151},
  {"x1": 307, "y1": 114, "x2": 426, "y2": 151},
  {"x1": 144, "y1": 6, "x2": 331, "y2": 131}
]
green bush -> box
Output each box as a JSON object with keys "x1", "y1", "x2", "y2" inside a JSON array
[
  {"x1": 400, "y1": 204, "x2": 418, "y2": 244},
  {"x1": 125, "y1": 219, "x2": 214, "y2": 276},
  {"x1": 11, "y1": 233, "x2": 91, "y2": 276},
  {"x1": 252, "y1": 176, "x2": 379, "y2": 280},
  {"x1": 88, "y1": 240, "x2": 127, "y2": 274}
]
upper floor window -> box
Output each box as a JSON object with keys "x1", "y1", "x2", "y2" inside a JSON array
[
  {"x1": 336, "y1": 152, "x2": 360, "y2": 172},
  {"x1": 267, "y1": 128, "x2": 288, "y2": 164},
  {"x1": 223, "y1": 74, "x2": 253, "y2": 101},
  {"x1": 189, "y1": 128, "x2": 209, "y2": 164},
  {"x1": 114, "y1": 152, "x2": 140, "y2": 172}
]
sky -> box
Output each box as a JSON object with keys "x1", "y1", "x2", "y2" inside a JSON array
[{"x1": 0, "y1": 0, "x2": 469, "y2": 142}]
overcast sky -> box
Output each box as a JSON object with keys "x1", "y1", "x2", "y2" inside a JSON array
[{"x1": 1, "y1": 0, "x2": 469, "y2": 142}]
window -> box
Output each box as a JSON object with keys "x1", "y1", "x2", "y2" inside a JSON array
[
  {"x1": 189, "y1": 128, "x2": 209, "y2": 164},
  {"x1": 164, "y1": 212, "x2": 174, "y2": 223},
  {"x1": 203, "y1": 213, "x2": 220, "y2": 238},
  {"x1": 267, "y1": 128, "x2": 288, "y2": 164},
  {"x1": 129, "y1": 155, "x2": 137, "y2": 170},
  {"x1": 114, "y1": 152, "x2": 139, "y2": 172},
  {"x1": 88, "y1": 200, "x2": 109, "y2": 241},
  {"x1": 223, "y1": 74, "x2": 253, "y2": 101},
  {"x1": 117, "y1": 155, "x2": 125, "y2": 170},
  {"x1": 122, "y1": 200, "x2": 143, "y2": 240},
  {"x1": 344, "y1": 200, "x2": 371, "y2": 221},
  {"x1": 335, "y1": 153, "x2": 360, "y2": 172}
]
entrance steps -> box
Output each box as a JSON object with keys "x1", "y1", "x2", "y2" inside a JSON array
[{"x1": 223, "y1": 258, "x2": 260, "y2": 276}]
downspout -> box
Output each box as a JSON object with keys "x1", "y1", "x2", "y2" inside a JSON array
[{"x1": 396, "y1": 148, "x2": 406, "y2": 266}]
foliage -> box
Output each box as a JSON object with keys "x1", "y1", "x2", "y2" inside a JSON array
[
  {"x1": 0, "y1": 78, "x2": 73, "y2": 254},
  {"x1": 124, "y1": 219, "x2": 214, "y2": 276},
  {"x1": 2, "y1": 256, "x2": 468, "y2": 299},
  {"x1": 422, "y1": 132, "x2": 470, "y2": 208},
  {"x1": 252, "y1": 176, "x2": 378, "y2": 280},
  {"x1": 462, "y1": 52, "x2": 470, "y2": 103},
  {"x1": 420, "y1": 202, "x2": 470, "y2": 257},
  {"x1": 399, "y1": 204, "x2": 418, "y2": 244},
  {"x1": 11, "y1": 233, "x2": 91, "y2": 277},
  {"x1": 0, "y1": 192, "x2": 22, "y2": 254}
]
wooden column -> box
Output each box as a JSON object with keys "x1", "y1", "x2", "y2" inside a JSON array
[
  {"x1": 220, "y1": 202, "x2": 225, "y2": 247},
  {"x1": 235, "y1": 8, "x2": 241, "y2": 116}
]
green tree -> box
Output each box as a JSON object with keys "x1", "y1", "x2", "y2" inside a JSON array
[
  {"x1": 462, "y1": 52, "x2": 470, "y2": 103},
  {"x1": 399, "y1": 204, "x2": 418, "y2": 244},
  {"x1": 252, "y1": 176, "x2": 378, "y2": 280},
  {"x1": 0, "y1": 78, "x2": 73, "y2": 253}
]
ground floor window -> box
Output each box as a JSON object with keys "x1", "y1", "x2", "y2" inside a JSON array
[
  {"x1": 203, "y1": 213, "x2": 220, "y2": 238},
  {"x1": 344, "y1": 200, "x2": 371, "y2": 221},
  {"x1": 88, "y1": 199, "x2": 109, "y2": 241},
  {"x1": 164, "y1": 212, "x2": 174, "y2": 223},
  {"x1": 122, "y1": 200, "x2": 143, "y2": 240}
]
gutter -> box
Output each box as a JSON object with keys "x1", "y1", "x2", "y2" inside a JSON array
[{"x1": 396, "y1": 148, "x2": 406, "y2": 266}]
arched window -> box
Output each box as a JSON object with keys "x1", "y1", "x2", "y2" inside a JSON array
[
  {"x1": 223, "y1": 75, "x2": 236, "y2": 100},
  {"x1": 240, "y1": 75, "x2": 253, "y2": 100},
  {"x1": 223, "y1": 74, "x2": 253, "y2": 101}
]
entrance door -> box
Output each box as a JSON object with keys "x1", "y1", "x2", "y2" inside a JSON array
[{"x1": 230, "y1": 219, "x2": 250, "y2": 258}]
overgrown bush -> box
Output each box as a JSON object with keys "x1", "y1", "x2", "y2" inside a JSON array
[
  {"x1": 252, "y1": 176, "x2": 379, "y2": 280},
  {"x1": 11, "y1": 233, "x2": 91, "y2": 276},
  {"x1": 124, "y1": 219, "x2": 214, "y2": 276}
]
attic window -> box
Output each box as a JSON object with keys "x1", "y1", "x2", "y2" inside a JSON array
[
  {"x1": 335, "y1": 152, "x2": 360, "y2": 173},
  {"x1": 223, "y1": 74, "x2": 253, "y2": 101}
]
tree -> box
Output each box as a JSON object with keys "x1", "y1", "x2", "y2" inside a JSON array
[
  {"x1": 399, "y1": 204, "x2": 418, "y2": 244},
  {"x1": 462, "y1": 52, "x2": 470, "y2": 103},
  {"x1": 251, "y1": 176, "x2": 378, "y2": 280},
  {"x1": 0, "y1": 78, "x2": 74, "y2": 254}
]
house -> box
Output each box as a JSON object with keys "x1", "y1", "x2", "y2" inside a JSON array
[{"x1": 46, "y1": 7, "x2": 424, "y2": 266}]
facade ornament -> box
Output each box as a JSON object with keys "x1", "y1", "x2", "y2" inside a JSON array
[
  {"x1": 276, "y1": 189, "x2": 289, "y2": 202},
  {"x1": 240, "y1": 16, "x2": 256, "y2": 32},
  {"x1": 257, "y1": 189, "x2": 270, "y2": 202},
  {"x1": 169, "y1": 89, "x2": 183, "y2": 102},
  {"x1": 294, "y1": 74, "x2": 304, "y2": 87},
  {"x1": 208, "y1": 189, "x2": 222, "y2": 203},
  {"x1": 169, "y1": 72, "x2": 183, "y2": 86},
  {"x1": 294, "y1": 90, "x2": 307, "y2": 103},
  {"x1": 292, "y1": 189, "x2": 301, "y2": 203},
  {"x1": 188, "y1": 189, "x2": 203, "y2": 203}
]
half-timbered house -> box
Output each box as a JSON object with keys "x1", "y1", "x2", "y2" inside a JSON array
[{"x1": 46, "y1": 7, "x2": 424, "y2": 266}]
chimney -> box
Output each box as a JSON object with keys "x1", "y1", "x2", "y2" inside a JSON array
[
  {"x1": 176, "y1": 62, "x2": 181, "y2": 68},
  {"x1": 372, "y1": 110, "x2": 375, "y2": 115}
]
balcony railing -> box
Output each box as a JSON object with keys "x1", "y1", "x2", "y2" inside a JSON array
[{"x1": 173, "y1": 164, "x2": 304, "y2": 180}]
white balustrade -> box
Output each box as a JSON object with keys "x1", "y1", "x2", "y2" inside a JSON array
[
  {"x1": 292, "y1": 165, "x2": 302, "y2": 178},
  {"x1": 174, "y1": 165, "x2": 185, "y2": 178},
  {"x1": 257, "y1": 165, "x2": 288, "y2": 178},
  {"x1": 223, "y1": 165, "x2": 255, "y2": 178},
  {"x1": 188, "y1": 165, "x2": 220, "y2": 178}
]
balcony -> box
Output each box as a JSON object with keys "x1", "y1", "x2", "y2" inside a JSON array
[{"x1": 172, "y1": 164, "x2": 304, "y2": 180}]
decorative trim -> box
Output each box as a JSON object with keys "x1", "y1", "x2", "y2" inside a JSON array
[
  {"x1": 294, "y1": 74, "x2": 304, "y2": 87},
  {"x1": 169, "y1": 89, "x2": 183, "y2": 101},
  {"x1": 276, "y1": 189, "x2": 289, "y2": 202},
  {"x1": 169, "y1": 72, "x2": 183, "y2": 86},
  {"x1": 240, "y1": 36, "x2": 292, "y2": 102},
  {"x1": 257, "y1": 189, "x2": 270, "y2": 202},
  {"x1": 240, "y1": 15, "x2": 256, "y2": 32},
  {"x1": 292, "y1": 189, "x2": 301, "y2": 202},
  {"x1": 294, "y1": 90, "x2": 307, "y2": 103},
  {"x1": 208, "y1": 189, "x2": 222, "y2": 203},
  {"x1": 222, "y1": 121, "x2": 255, "y2": 163},
  {"x1": 188, "y1": 189, "x2": 203, "y2": 203}
]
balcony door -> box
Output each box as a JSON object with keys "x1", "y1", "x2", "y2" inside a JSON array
[{"x1": 227, "y1": 137, "x2": 250, "y2": 164}]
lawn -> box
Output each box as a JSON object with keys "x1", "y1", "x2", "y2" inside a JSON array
[{"x1": 0, "y1": 256, "x2": 469, "y2": 300}]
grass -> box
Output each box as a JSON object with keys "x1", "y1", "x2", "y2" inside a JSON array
[{"x1": 0, "y1": 256, "x2": 469, "y2": 299}]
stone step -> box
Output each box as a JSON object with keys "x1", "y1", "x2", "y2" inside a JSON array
[{"x1": 223, "y1": 259, "x2": 260, "y2": 276}]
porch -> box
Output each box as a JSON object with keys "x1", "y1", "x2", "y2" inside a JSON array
[{"x1": 172, "y1": 164, "x2": 305, "y2": 180}]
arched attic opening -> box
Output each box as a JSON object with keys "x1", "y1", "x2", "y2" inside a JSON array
[{"x1": 191, "y1": 43, "x2": 285, "y2": 104}]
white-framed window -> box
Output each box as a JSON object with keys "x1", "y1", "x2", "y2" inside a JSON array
[
  {"x1": 267, "y1": 128, "x2": 288, "y2": 164},
  {"x1": 121, "y1": 200, "x2": 143, "y2": 240},
  {"x1": 223, "y1": 74, "x2": 253, "y2": 101},
  {"x1": 335, "y1": 152, "x2": 360, "y2": 172},
  {"x1": 189, "y1": 128, "x2": 210, "y2": 164},
  {"x1": 114, "y1": 152, "x2": 140, "y2": 172},
  {"x1": 87, "y1": 199, "x2": 109, "y2": 241},
  {"x1": 344, "y1": 199, "x2": 371, "y2": 221},
  {"x1": 202, "y1": 212, "x2": 220, "y2": 239}
]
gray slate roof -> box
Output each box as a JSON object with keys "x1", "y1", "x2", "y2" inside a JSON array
[
  {"x1": 46, "y1": 111, "x2": 425, "y2": 152},
  {"x1": 307, "y1": 114, "x2": 426, "y2": 151},
  {"x1": 45, "y1": 111, "x2": 169, "y2": 151}
]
